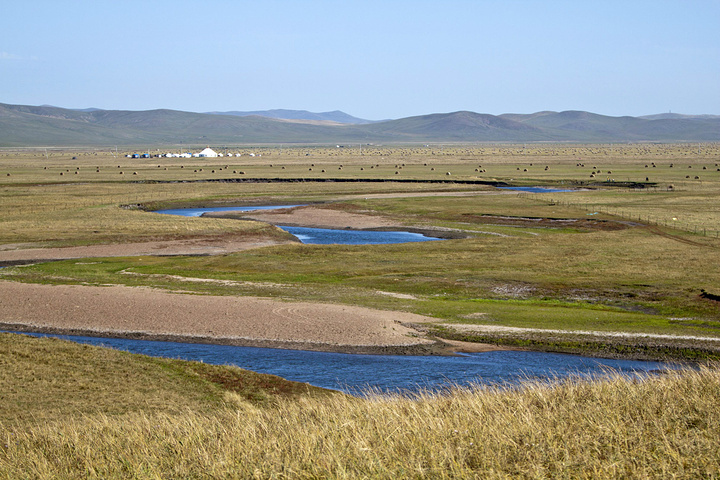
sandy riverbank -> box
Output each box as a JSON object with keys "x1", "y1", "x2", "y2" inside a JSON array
[
  {"x1": 0, "y1": 204, "x2": 502, "y2": 355},
  {"x1": 211, "y1": 205, "x2": 404, "y2": 230},
  {"x1": 0, "y1": 204, "x2": 473, "y2": 267},
  {"x1": 204, "y1": 205, "x2": 469, "y2": 239},
  {"x1": 0, "y1": 236, "x2": 294, "y2": 266},
  {"x1": 0, "y1": 280, "x2": 508, "y2": 355}
]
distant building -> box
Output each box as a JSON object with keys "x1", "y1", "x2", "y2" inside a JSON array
[{"x1": 194, "y1": 147, "x2": 218, "y2": 158}]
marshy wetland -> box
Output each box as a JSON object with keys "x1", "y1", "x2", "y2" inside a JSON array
[{"x1": 2, "y1": 143, "x2": 720, "y2": 477}]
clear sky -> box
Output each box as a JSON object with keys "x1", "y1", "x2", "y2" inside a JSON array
[{"x1": 2, "y1": 0, "x2": 719, "y2": 120}]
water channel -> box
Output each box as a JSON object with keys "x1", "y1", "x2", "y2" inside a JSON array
[
  {"x1": 497, "y1": 186, "x2": 574, "y2": 193},
  {"x1": 12, "y1": 331, "x2": 668, "y2": 395},
  {"x1": 126, "y1": 200, "x2": 671, "y2": 393},
  {"x1": 156, "y1": 205, "x2": 443, "y2": 244}
]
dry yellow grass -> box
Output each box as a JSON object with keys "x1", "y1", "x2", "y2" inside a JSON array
[{"x1": 2, "y1": 367, "x2": 718, "y2": 478}]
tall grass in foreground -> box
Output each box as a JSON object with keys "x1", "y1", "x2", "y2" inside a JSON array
[{"x1": 2, "y1": 368, "x2": 718, "y2": 478}]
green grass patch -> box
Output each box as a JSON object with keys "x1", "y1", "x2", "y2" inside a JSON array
[
  {"x1": 5, "y1": 227, "x2": 720, "y2": 339},
  {"x1": 439, "y1": 298, "x2": 680, "y2": 333}
]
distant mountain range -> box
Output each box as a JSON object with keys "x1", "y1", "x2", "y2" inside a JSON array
[
  {"x1": 205, "y1": 109, "x2": 377, "y2": 125},
  {"x1": 1, "y1": 103, "x2": 719, "y2": 147},
  {"x1": 637, "y1": 113, "x2": 720, "y2": 121}
]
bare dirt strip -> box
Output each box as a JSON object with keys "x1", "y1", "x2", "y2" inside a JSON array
[
  {"x1": 0, "y1": 205, "x2": 460, "y2": 265},
  {"x1": 0, "y1": 236, "x2": 293, "y2": 265},
  {"x1": 207, "y1": 205, "x2": 402, "y2": 230},
  {"x1": 0, "y1": 203, "x2": 517, "y2": 355},
  {"x1": 0, "y1": 281, "x2": 508, "y2": 355},
  {"x1": 440, "y1": 323, "x2": 720, "y2": 344}
]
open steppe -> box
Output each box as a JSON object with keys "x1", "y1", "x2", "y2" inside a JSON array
[
  {"x1": 2, "y1": 143, "x2": 720, "y2": 359},
  {"x1": 3, "y1": 143, "x2": 720, "y2": 477}
]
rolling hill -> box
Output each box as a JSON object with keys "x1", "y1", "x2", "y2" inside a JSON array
[
  {"x1": 1, "y1": 103, "x2": 719, "y2": 147},
  {"x1": 206, "y1": 109, "x2": 377, "y2": 124}
]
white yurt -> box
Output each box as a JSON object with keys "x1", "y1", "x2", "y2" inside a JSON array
[{"x1": 197, "y1": 147, "x2": 218, "y2": 158}]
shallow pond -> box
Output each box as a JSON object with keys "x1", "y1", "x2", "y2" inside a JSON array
[{"x1": 12, "y1": 332, "x2": 669, "y2": 395}]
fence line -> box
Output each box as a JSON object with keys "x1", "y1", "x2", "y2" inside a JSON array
[{"x1": 516, "y1": 191, "x2": 720, "y2": 239}]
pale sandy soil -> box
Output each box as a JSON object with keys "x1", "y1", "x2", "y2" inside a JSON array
[
  {"x1": 206, "y1": 206, "x2": 471, "y2": 239},
  {"x1": 440, "y1": 323, "x2": 720, "y2": 343},
  {"x1": 0, "y1": 202, "x2": 464, "y2": 264},
  {"x1": 206, "y1": 205, "x2": 403, "y2": 230},
  {"x1": 0, "y1": 204, "x2": 504, "y2": 354},
  {"x1": 0, "y1": 281, "x2": 454, "y2": 354},
  {"x1": 0, "y1": 237, "x2": 293, "y2": 264}
]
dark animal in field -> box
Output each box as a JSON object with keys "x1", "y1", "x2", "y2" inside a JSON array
[{"x1": 700, "y1": 289, "x2": 720, "y2": 302}]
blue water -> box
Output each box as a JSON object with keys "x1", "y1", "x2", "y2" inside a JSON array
[
  {"x1": 155, "y1": 205, "x2": 443, "y2": 244},
  {"x1": 142, "y1": 202, "x2": 666, "y2": 393},
  {"x1": 498, "y1": 186, "x2": 574, "y2": 193},
  {"x1": 155, "y1": 205, "x2": 304, "y2": 217},
  {"x1": 279, "y1": 226, "x2": 441, "y2": 245},
  {"x1": 10, "y1": 331, "x2": 669, "y2": 395}
]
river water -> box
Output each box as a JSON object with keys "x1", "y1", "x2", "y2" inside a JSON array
[
  {"x1": 155, "y1": 205, "x2": 306, "y2": 217},
  {"x1": 11, "y1": 331, "x2": 669, "y2": 395},
  {"x1": 278, "y1": 226, "x2": 440, "y2": 245},
  {"x1": 109, "y1": 201, "x2": 670, "y2": 394},
  {"x1": 156, "y1": 205, "x2": 443, "y2": 244}
]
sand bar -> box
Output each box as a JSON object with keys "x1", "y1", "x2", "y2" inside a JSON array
[
  {"x1": 0, "y1": 237, "x2": 293, "y2": 265},
  {"x1": 0, "y1": 280, "x2": 451, "y2": 354}
]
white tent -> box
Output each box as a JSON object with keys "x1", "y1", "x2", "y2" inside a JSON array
[{"x1": 197, "y1": 147, "x2": 218, "y2": 158}]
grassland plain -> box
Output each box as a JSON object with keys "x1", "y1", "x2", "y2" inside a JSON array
[
  {"x1": 2, "y1": 144, "x2": 720, "y2": 360},
  {"x1": 2, "y1": 334, "x2": 719, "y2": 478},
  {"x1": 2, "y1": 144, "x2": 720, "y2": 477}
]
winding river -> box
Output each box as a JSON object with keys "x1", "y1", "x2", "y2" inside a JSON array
[
  {"x1": 14, "y1": 331, "x2": 668, "y2": 395},
  {"x1": 156, "y1": 205, "x2": 443, "y2": 244},
  {"x1": 117, "y1": 201, "x2": 671, "y2": 393}
]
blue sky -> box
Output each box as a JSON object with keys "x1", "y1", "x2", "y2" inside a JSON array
[{"x1": 2, "y1": 0, "x2": 718, "y2": 119}]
